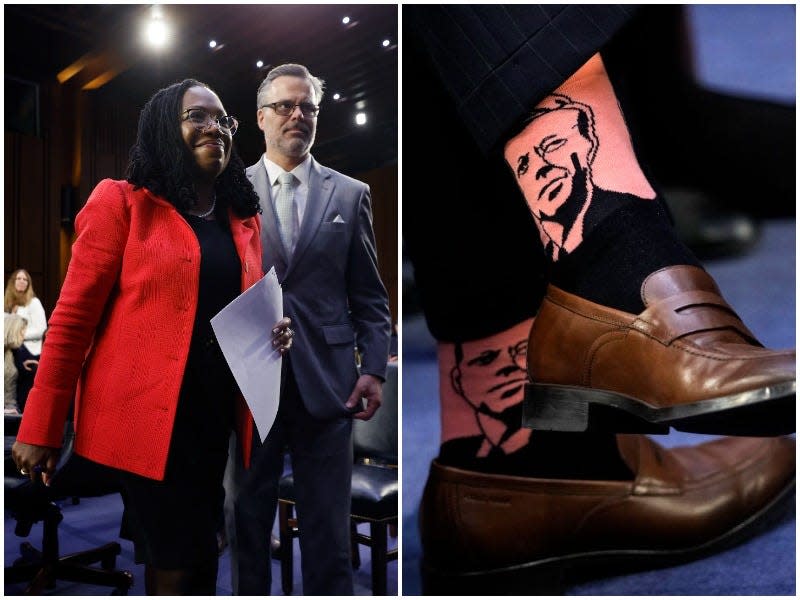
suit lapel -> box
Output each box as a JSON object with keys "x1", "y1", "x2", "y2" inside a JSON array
[
  {"x1": 248, "y1": 159, "x2": 289, "y2": 278},
  {"x1": 285, "y1": 157, "x2": 334, "y2": 278}
]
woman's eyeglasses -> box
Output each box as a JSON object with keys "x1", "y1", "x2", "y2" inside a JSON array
[{"x1": 181, "y1": 108, "x2": 239, "y2": 135}]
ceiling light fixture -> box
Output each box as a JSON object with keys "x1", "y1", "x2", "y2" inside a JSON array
[
  {"x1": 355, "y1": 112, "x2": 367, "y2": 126},
  {"x1": 209, "y1": 40, "x2": 217, "y2": 48},
  {"x1": 333, "y1": 93, "x2": 341, "y2": 101},
  {"x1": 382, "y1": 39, "x2": 391, "y2": 48},
  {"x1": 342, "y1": 16, "x2": 350, "y2": 25},
  {"x1": 143, "y1": 6, "x2": 170, "y2": 49}
]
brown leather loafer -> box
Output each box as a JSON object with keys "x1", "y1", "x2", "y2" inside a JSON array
[
  {"x1": 420, "y1": 435, "x2": 795, "y2": 594},
  {"x1": 525, "y1": 265, "x2": 795, "y2": 436}
]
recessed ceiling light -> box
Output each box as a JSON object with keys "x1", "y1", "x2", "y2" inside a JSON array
[
  {"x1": 333, "y1": 93, "x2": 341, "y2": 101},
  {"x1": 144, "y1": 17, "x2": 169, "y2": 48},
  {"x1": 342, "y1": 16, "x2": 350, "y2": 25},
  {"x1": 355, "y1": 112, "x2": 367, "y2": 126},
  {"x1": 256, "y1": 60, "x2": 264, "y2": 68},
  {"x1": 209, "y1": 40, "x2": 217, "y2": 48},
  {"x1": 382, "y1": 39, "x2": 391, "y2": 48}
]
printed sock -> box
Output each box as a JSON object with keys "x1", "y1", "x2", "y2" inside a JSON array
[
  {"x1": 503, "y1": 53, "x2": 700, "y2": 314},
  {"x1": 437, "y1": 320, "x2": 632, "y2": 480}
]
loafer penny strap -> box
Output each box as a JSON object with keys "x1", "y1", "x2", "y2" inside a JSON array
[{"x1": 633, "y1": 291, "x2": 760, "y2": 346}]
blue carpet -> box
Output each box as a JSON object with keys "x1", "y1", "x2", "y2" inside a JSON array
[
  {"x1": 4, "y1": 493, "x2": 397, "y2": 595},
  {"x1": 402, "y1": 5, "x2": 795, "y2": 594}
]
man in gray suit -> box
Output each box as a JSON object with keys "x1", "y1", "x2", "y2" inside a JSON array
[{"x1": 225, "y1": 63, "x2": 391, "y2": 595}]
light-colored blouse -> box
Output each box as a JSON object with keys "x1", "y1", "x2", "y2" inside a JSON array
[{"x1": 15, "y1": 297, "x2": 47, "y2": 355}]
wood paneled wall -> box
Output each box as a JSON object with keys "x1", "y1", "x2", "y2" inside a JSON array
[
  {"x1": 356, "y1": 165, "x2": 399, "y2": 326},
  {"x1": 4, "y1": 132, "x2": 58, "y2": 311},
  {"x1": 4, "y1": 78, "x2": 63, "y2": 313}
]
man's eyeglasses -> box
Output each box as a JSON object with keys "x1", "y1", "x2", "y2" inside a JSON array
[
  {"x1": 261, "y1": 101, "x2": 320, "y2": 118},
  {"x1": 181, "y1": 108, "x2": 239, "y2": 135}
]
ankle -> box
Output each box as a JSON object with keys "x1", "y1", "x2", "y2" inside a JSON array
[
  {"x1": 439, "y1": 431, "x2": 633, "y2": 480},
  {"x1": 549, "y1": 200, "x2": 700, "y2": 313},
  {"x1": 437, "y1": 321, "x2": 533, "y2": 455}
]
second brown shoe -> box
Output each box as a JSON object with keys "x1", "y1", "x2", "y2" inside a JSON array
[
  {"x1": 420, "y1": 435, "x2": 795, "y2": 594},
  {"x1": 524, "y1": 265, "x2": 795, "y2": 436}
]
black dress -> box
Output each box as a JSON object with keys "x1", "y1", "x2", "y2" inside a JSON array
[
  {"x1": 12, "y1": 345, "x2": 38, "y2": 412},
  {"x1": 118, "y1": 212, "x2": 241, "y2": 569}
]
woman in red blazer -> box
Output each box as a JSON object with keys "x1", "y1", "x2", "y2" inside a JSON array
[{"x1": 12, "y1": 79, "x2": 292, "y2": 594}]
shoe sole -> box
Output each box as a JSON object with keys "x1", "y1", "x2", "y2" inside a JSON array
[
  {"x1": 522, "y1": 381, "x2": 796, "y2": 436},
  {"x1": 420, "y1": 476, "x2": 795, "y2": 595}
]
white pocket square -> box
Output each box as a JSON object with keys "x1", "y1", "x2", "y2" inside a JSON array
[{"x1": 332, "y1": 214, "x2": 345, "y2": 223}]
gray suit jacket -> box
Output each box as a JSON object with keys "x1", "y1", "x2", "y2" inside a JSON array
[{"x1": 247, "y1": 155, "x2": 391, "y2": 419}]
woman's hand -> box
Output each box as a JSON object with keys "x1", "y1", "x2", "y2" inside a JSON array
[
  {"x1": 272, "y1": 317, "x2": 293, "y2": 355},
  {"x1": 11, "y1": 441, "x2": 61, "y2": 486}
]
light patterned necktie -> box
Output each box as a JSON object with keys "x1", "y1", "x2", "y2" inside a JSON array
[{"x1": 275, "y1": 172, "x2": 298, "y2": 255}]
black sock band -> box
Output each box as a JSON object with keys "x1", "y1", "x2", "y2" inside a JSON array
[
  {"x1": 439, "y1": 431, "x2": 633, "y2": 480},
  {"x1": 550, "y1": 198, "x2": 700, "y2": 314}
]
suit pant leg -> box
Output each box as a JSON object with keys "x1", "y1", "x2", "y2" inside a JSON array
[
  {"x1": 225, "y1": 414, "x2": 287, "y2": 595},
  {"x1": 404, "y1": 23, "x2": 549, "y2": 341},
  {"x1": 284, "y1": 367, "x2": 354, "y2": 596},
  {"x1": 405, "y1": 4, "x2": 637, "y2": 154}
]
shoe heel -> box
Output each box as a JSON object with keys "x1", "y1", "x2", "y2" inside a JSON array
[
  {"x1": 523, "y1": 383, "x2": 670, "y2": 434},
  {"x1": 523, "y1": 382, "x2": 590, "y2": 432}
]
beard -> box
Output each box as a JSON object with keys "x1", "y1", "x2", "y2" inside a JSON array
[
  {"x1": 282, "y1": 137, "x2": 310, "y2": 156},
  {"x1": 276, "y1": 125, "x2": 315, "y2": 157}
]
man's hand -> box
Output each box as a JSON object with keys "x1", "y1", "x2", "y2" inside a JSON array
[
  {"x1": 345, "y1": 374, "x2": 383, "y2": 421},
  {"x1": 11, "y1": 441, "x2": 61, "y2": 486},
  {"x1": 272, "y1": 317, "x2": 293, "y2": 355}
]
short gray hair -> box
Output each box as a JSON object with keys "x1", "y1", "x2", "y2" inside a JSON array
[{"x1": 256, "y1": 63, "x2": 325, "y2": 108}]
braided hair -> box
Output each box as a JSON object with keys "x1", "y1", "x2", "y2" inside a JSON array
[{"x1": 126, "y1": 78, "x2": 260, "y2": 218}]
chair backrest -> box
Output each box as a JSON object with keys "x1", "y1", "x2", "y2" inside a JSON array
[
  {"x1": 353, "y1": 361, "x2": 397, "y2": 464},
  {"x1": 48, "y1": 421, "x2": 121, "y2": 498}
]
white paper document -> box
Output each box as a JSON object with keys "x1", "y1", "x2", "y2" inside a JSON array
[{"x1": 211, "y1": 267, "x2": 283, "y2": 442}]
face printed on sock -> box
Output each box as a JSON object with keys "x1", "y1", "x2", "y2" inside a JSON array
[
  {"x1": 450, "y1": 338, "x2": 530, "y2": 454},
  {"x1": 506, "y1": 94, "x2": 599, "y2": 259},
  {"x1": 514, "y1": 107, "x2": 595, "y2": 218}
]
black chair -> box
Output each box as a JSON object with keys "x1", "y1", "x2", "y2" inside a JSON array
[
  {"x1": 278, "y1": 362, "x2": 398, "y2": 595},
  {"x1": 4, "y1": 416, "x2": 134, "y2": 595}
]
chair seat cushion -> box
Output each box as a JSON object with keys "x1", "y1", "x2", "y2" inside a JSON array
[
  {"x1": 350, "y1": 464, "x2": 397, "y2": 520},
  {"x1": 278, "y1": 464, "x2": 398, "y2": 520}
]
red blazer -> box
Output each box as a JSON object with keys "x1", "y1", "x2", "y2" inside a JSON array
[{"x1": 17, "y1": 179, "x2": 260, "y2": 480}]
